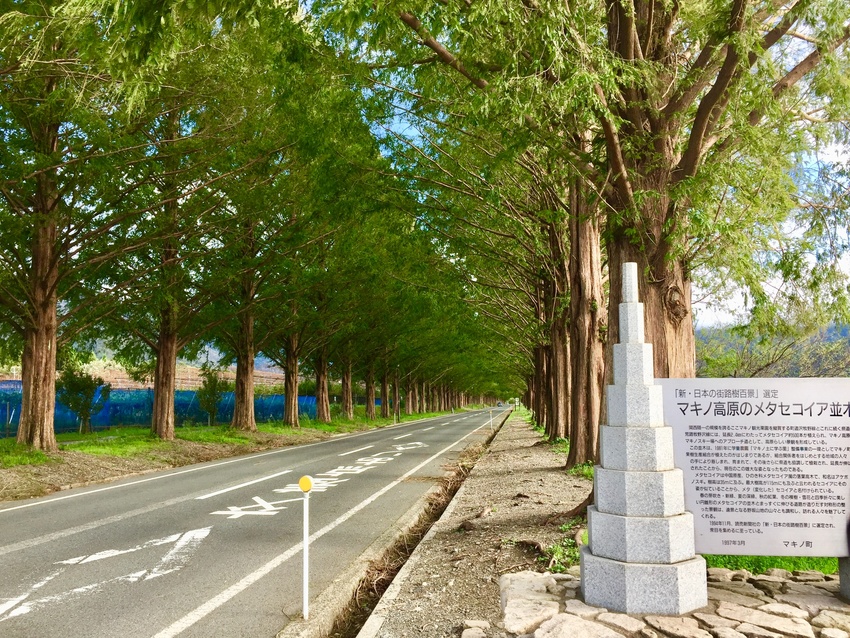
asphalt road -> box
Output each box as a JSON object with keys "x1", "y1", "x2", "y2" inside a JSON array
[{"x1": 0, "y1": 408, "x2": 509, "y2": 638}]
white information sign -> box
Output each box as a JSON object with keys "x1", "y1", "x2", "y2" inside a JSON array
[{"x1": 658, "y1": 378, "x2": 850, "y2": 557}]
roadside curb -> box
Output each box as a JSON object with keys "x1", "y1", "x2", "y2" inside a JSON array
[{"x1": 276, "y1": 409, "x2": 511, "y2": 638}]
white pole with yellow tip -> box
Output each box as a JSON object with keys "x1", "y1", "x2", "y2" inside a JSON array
[{"x1": 299, "y1": 475, "x2": 313, "y2": 620}]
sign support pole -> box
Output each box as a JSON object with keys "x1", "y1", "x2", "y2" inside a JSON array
[{"x1": 299, "y1": 475, "x2": 313, "y2": 620}]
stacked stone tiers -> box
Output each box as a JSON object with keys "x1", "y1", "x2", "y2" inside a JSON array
[{"x1": 581, "y1": 263, "x2": 707, "y2": 615}]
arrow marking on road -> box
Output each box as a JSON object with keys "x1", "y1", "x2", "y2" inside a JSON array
[{"x1": 0, "y1": 528, "x2": 211, "y2": 622}]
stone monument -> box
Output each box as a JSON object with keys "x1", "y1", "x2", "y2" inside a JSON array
[{"x1": 580, "y1": 262, "x2": 707, "y2": 614}]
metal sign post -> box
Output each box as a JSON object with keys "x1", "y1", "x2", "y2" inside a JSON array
[{"x1": 299, "y1": 475, "x2": 313, "y2": 620}]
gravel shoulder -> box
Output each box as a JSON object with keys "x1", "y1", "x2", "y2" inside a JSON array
[{"x1": 366, "y1": 411, "x2": 592, "y2": 638}]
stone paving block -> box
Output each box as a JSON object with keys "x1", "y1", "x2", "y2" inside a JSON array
[
  {"x1": 600, "y1": 424, "x2": 675, "y2": 471},
  {"x1": 595, "y1": 467, "x2": 685, "y2": 517},
  {"x1": 580, "y1": 547, "x2": 707, "y2": 615},
  {"x1": 812, "y1": 610, "x2": 850, "y2": 633},
  {"x1": 645, "y1": 615, "x2": 712, "y2": 638},
  {"x1": 715, "y1": 602, "x2": 815, "y2": 638},
  {"x1": 563, "y1": 598, "x2": 605, "y2": 619},
  {"x1": 708, "y1": 586, "x2": 770, "y2": 608},
  {"x1": 503, "y1": 598, "x2": 560, "y2": 636},
  {"x1": 734, "y1": 623, "x2": 783, "y2": 638},
  {"x1": 588, "y1": 506, "x2": 695, "y2": 564},
  {"x1": 596, "y1": 612, "x2": 647, "y2": 634},
  {"x1": 535, "y1": 613, "x2": 625, "y2": 638},
  {"x1": 613, "y1": 342, "x2": 655, "y2": 386},
  {"x1": 607, "y1": 384, "x2": 665, "y2": 427}
]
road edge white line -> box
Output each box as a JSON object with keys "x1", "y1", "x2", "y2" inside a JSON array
[
  {"x1": 195, "y1": 470, "x2": 293, "y2": 500},
  {"x1": 338, "y1": 445, "x2": 374, "y2": 457}
]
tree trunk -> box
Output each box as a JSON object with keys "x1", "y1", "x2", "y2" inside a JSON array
[
  {"x1": 315, "y1": 347, "x2": 331, "y2": 423},
  {"x1": 151, "y1": 110, "x2": 181, "y2": 441},
  {"x1": 405, "y1": 379, "x2": 414, "y2": 416},
  {"x1": 392, "y1": 369, "x2": 400, "y2": 420},
  {"x1": 532, "y1": 345, "x2": 548, "y2": 430},
  {"x1": 547, "y1": 315, "x2": 569, "y2": 441},
  {"x1": 18, "y1": 301, "x2": 59, "y2": 451},
  {"x1": 365, "y1": 367, "x2": 376, "y2": 420},
  {"x1": 284, "y1": 334, "x2": 300, "y2": 427},
  {"x1": 17, "y1": 179, "x2": 60, "y2": 452},
  {"x1": 232, "y1": 308, "x2": 257, "y2": 432},
  {"x1": 566, "y1": 198, "x2": 605, "y2": 467},
  {"x1": 341, "y1": 360, "x2": 354, "y2": 420},
  {"x1": 419, "y1": 381, "x2": 426, "y2": 413},
  {"x1": 151, "y1": 320, "x2": 178, "y2": 440},
  {"x1": 380, "y1": 369, "x2": 390, "y2": 418}
]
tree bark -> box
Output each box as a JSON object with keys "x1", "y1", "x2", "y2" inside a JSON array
[
  {"x1": 151, "y1": 318, "x2": 178, "y2": 440},
  {"x1": 408, "y1": 379, "x2": 417, "y2": 415},
  {"x1": 232, "y1": 308, "x2": 257, "y2": 431},
  {"x1": 151, "y1": 109, "x2": 182, "y2": 441},
  {"x1": 566, "y1": 194, "x2": 605, "y2": 467},
  {"x1": 17, "y1": 227, "x2": 59, "y2": 451},
  {"x1": 392, "y1": 369, "x2": 400, "y2": 420},
  {"x1": 314, "y1": 347, "x2": 331, "y2": 423},
  {"x1": 365, "y1": 366, "x2": 376, "y2": 420},
  {"x1": 341, "y1": 360, "x2": 354, "y2": 420},
  {"x1": 17, "y1": 128, "x2": 61, "y2": 452},
  {"x1": 284, "y1": 334, "x2": 300, "y2": 427},
  {"x1": 380, "y1": 369, "x2": 390, "y2": 418}
]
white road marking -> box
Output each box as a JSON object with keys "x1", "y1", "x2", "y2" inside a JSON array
[
  {"x1": 393, "y1": 433, "x2": 413, "y2": 440},
  {"x1": 195, "y1": 470, "x2": 292, "y2": 500},
  {"x1": 422, "y1": 427, "x2": 434, "y2": 431},
  {"x1": 0, "y1": 595, "x2": 29, "y2": 617},
  {"x1": 211, "y1": 496, "x2": 297, "y2": 519},
  {"x1": 338, "y1": 445, "x2": 374, "y2": 457},
  {"x1": 0, "y1": 528, "x2": 211, "y2": 621},
  {"x1": 152, "y1": 423, "x2": 487, "y2": 638},
  {"x1": 58, "y1": 532, "x2": 181, "y2": 565},
  {"x1": 145, "y1": 528, "x2": 210, "y2": 580}
]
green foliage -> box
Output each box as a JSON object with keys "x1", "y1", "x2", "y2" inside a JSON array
[
  {"x1": 56, "y1": 362, "x2": 112, "y2": 435},
  {"x1": 697, "y1": 326, "x2": 850, "y2": 378},
  {"x1": 704, "y1": 555, "x2": 838, "y2": 575},
  {"x1": 568, "y1": 462, "x2": 594, "y2": 481},
  {"x1": 541, "y1": 517, "x2": 584, "y2": 573},
  {"x1": 196, "y1": 363, "x2": 232, "y2": 426},
  {"x1": 0, "y1": 439, "x2": 51, "y2": 468}
]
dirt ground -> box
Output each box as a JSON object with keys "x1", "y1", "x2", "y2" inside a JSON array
[
  {"x1": 371, "y1": 414, "x2": 592, "y2": 638},
  {"x1": 0, "y1": 430, "x2": 330, "y2": 503}
]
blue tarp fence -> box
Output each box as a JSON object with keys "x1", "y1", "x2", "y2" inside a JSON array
[{"x1": 0, "y1": 381, "x2": 317, "y2": 436}]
